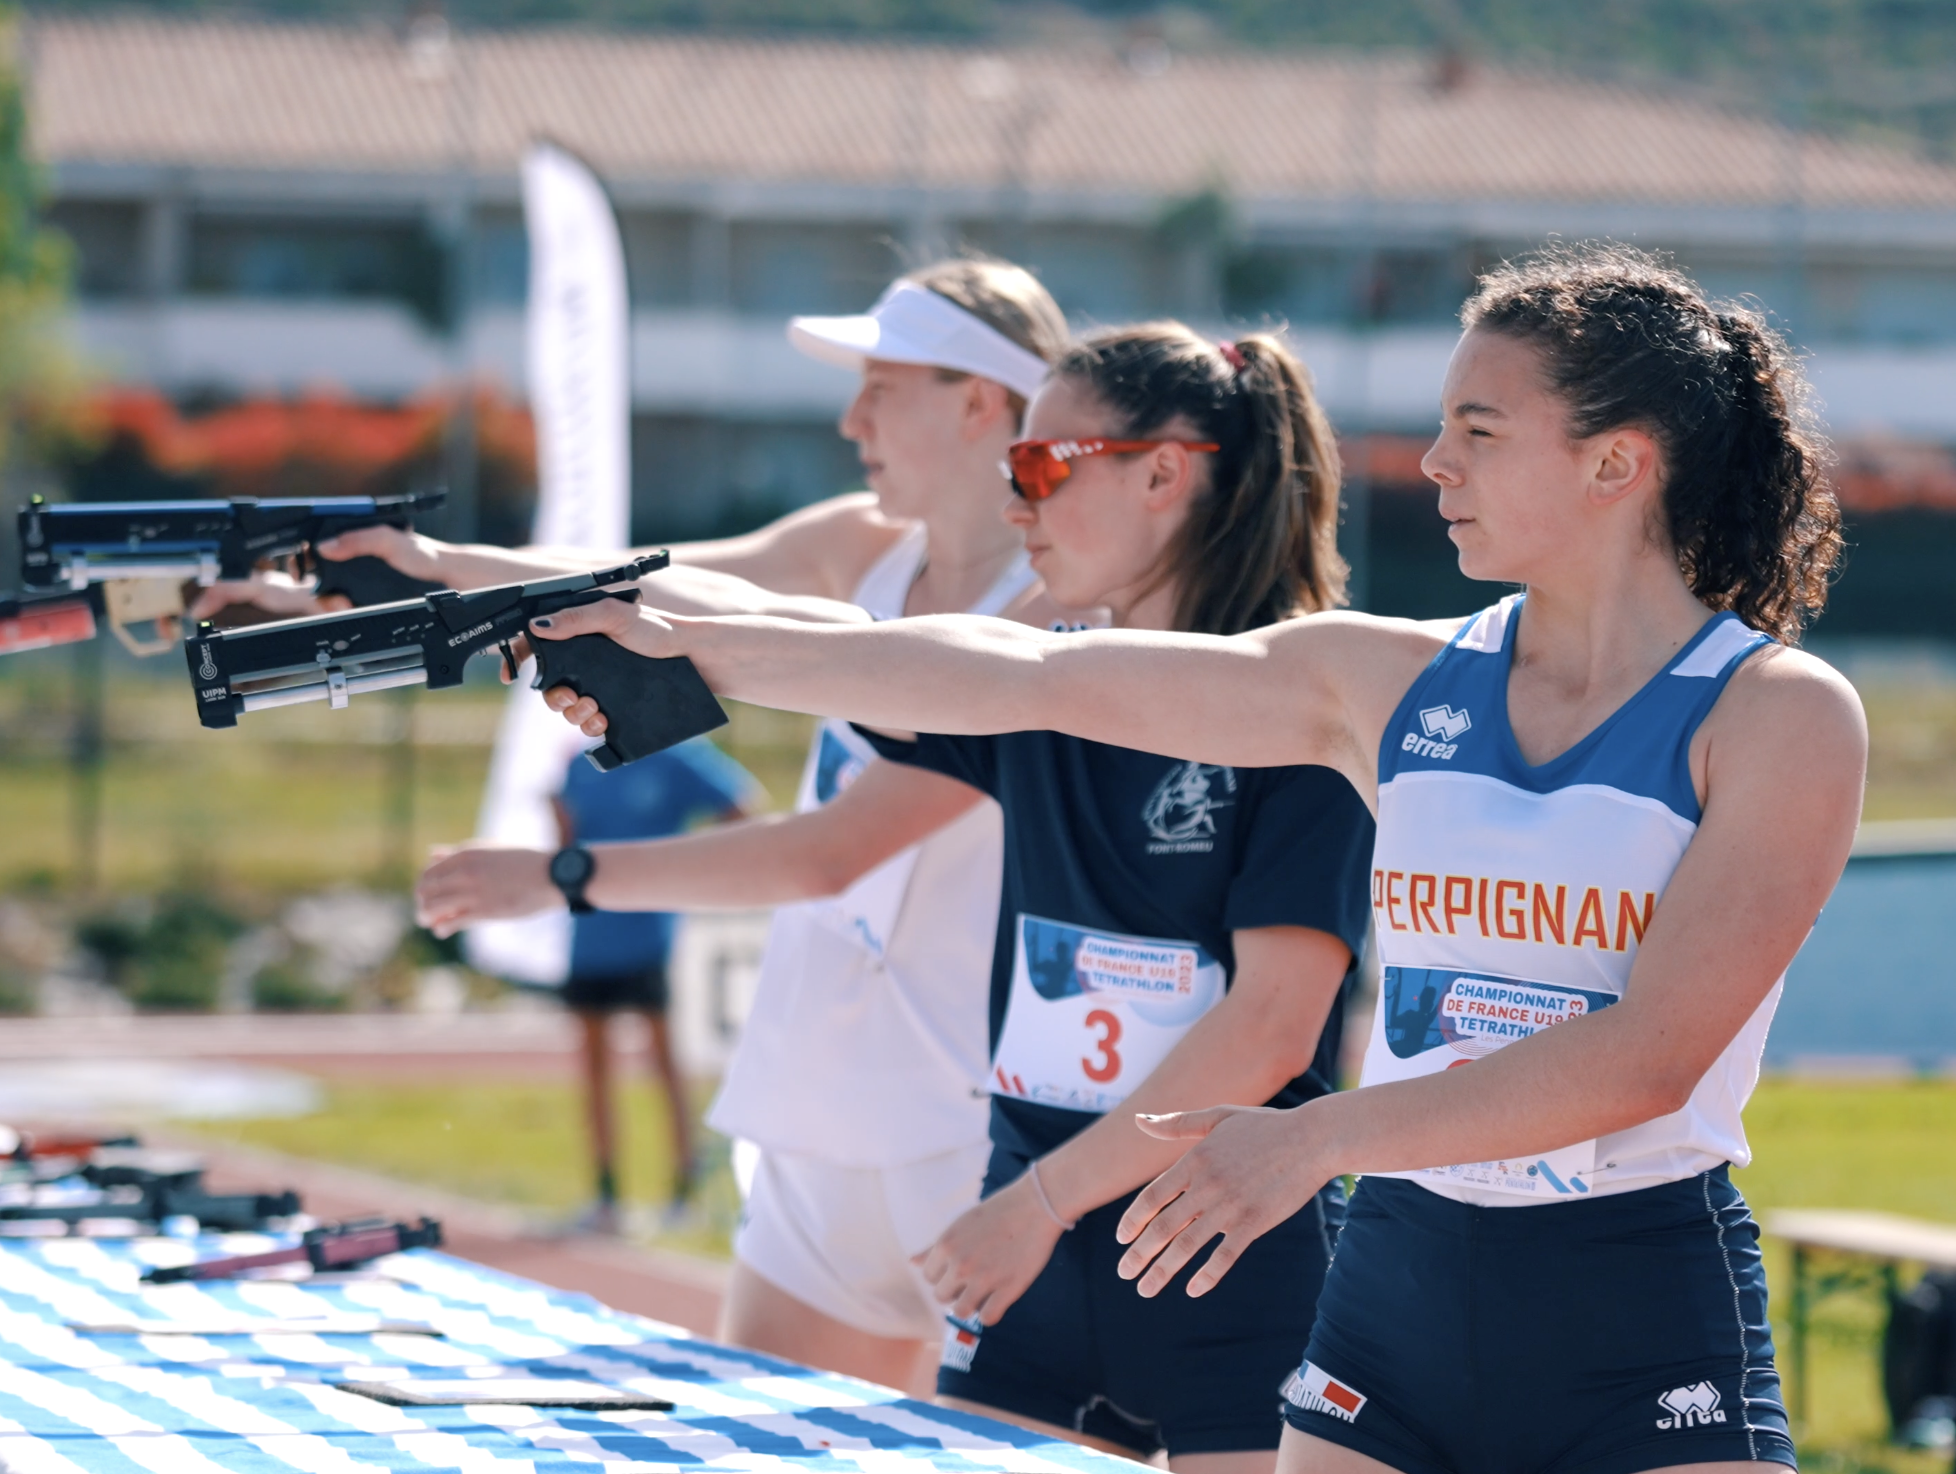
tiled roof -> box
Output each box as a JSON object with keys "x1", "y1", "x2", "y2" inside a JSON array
[{"x1": 26, "y1": 14, "x2": 1956, "y2": 211}]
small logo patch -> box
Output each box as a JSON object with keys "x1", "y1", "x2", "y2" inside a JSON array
[
  {"x1": 1420, "y1": 704, "x2": 1471, "y2": 741},
  {"x1": 1141, "y1": 761, "x2": 1235, "y2": 854},
  {"x1": 1282, "y1": 1362, "x2": 1366, "y2": 1424},
  {"x1": 197, "y1": 644, "x2": 219, "y2": 681},
  {"x1": 940, "y1": 1317, "x2": 981, "y2": 1373},
  {"x1": 1655, "y1": 1382, "x2": 1725, "y2": 1429}
]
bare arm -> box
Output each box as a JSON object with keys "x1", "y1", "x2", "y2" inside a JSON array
[
  {"x1": 308, "y1": 524, "x2": 873, "y2": 624},
  {"x1": 658, "y1": 492, "x2": 907, "y2": 600},
  {"x1": 1113, "y1": 647, "x2": 1868, "y2": 1297},
  {"x1": 917, "y1": 925, "x2": 1353, "y2": 1324},
  {"x1": 313, "y1": 492, "x2": 902, "y2": 600},
  {"x1": 529, "y1": 596, "x2": 1446, "y2": 790},
  {"x1": 414, "y1": 759, "x2": 984, "y2": 937}
]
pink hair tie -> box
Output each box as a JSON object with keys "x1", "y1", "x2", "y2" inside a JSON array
[{"x1": 1219, "y1": 341, "x2": 1248, "y2": 373}]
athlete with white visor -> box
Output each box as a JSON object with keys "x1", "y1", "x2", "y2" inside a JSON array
[
  {"x1": 354, "y1": 259, "x2": 1090, "y2": 1393},
  {"x1": 522, "y1": 245, "x2": 1861, "y2": 1472}
]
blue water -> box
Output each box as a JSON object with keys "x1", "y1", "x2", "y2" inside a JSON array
[{"x1": 1772, "y1": 853, "x2": 1956, "y2": 1066}]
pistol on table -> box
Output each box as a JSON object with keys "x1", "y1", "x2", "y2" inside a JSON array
[{"x1": 142, "y1": 1217, "x2": 442, "y2": 1283}]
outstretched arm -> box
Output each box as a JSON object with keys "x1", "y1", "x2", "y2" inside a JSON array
[
  {"x1": 1111, "y1": 647, "x2": 1867, "y2": 1298},
  {"x1": 529, "y1": 597, "x2": 1441, "y2": 783},
  {"x1": 183, "y1": 526, "x2": 875, "y2": 627},
  {"x1": 310, "y1": 492, "x2": 900, "y2": 601},
  {"x1": 415, "y1": 758, "x2": 984, "y2": 937}
]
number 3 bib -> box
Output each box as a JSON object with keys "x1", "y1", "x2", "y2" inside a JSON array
[{"x1": 991, "y1": 913, "x2": 1226, "y2": 1114}]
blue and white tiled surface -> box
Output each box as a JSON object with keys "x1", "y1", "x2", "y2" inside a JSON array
[{"x1": 0, "y1": 1238, "x2": 1136, "y2": 1474}]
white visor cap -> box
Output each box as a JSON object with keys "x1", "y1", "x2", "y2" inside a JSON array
[{"x1": 788, "y1": 280, "x2": 1051, "y2": 401}]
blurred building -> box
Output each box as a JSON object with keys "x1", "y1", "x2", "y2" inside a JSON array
[{"x1": 23, "y1": 13, "x2": 1956, "y2": 625}]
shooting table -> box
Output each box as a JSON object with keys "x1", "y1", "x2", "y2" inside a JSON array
[
  {"x1": 0, "y1": 1236, "x2": 1143, "y2": 1474},
  {"x1": 1771, "y1": 1208, "x2": 1956, "y2": 1430}
]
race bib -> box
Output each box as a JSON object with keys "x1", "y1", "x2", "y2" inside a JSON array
[
  {"x1": 1363, "y1": 965, "x2": 1619, "y2": 1197},
  {"x1": 991, "y1": 914, "x2": 1225, "y2": 1114}
]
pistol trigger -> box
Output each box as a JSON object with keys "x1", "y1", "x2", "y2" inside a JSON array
[{"x1": 498, "y1": 640, "x2": 519, "y2": 683}]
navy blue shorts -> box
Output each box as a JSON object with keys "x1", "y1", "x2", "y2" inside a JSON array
[
  {"x1": 939, "y1": 1142, "x2": 1344, "y2": 1457},
  {"x1": 562, "y1": 962, "x2": 669, "y2": 1013},
  {"x1": 1283, "y1": 1167, "x2": 1796, "y2": 1474}
]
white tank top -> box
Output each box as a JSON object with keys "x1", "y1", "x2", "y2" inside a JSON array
[
  {"x1": 708, "y1": 526, "x2": 1038, "y2": 1167},
  {"x1": 1360, "y1": 594, "x2": 1778, "y2": 1205}
]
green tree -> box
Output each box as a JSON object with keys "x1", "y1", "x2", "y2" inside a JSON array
[{"x1": 0, "y1": 8, "x2": 80, "y2": 468}]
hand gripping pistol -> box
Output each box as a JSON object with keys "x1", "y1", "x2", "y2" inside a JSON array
[
  {"x1": 18, "y1": 489, "x2": 447, "y2": 654},
  {"x1": 185, "y1": 553, "x2": 729, "y2": 770}
]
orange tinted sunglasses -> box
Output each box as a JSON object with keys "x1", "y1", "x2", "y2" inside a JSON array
[{"x1": 1001, "y1": 438, "x2": 1221, "y2": 501}]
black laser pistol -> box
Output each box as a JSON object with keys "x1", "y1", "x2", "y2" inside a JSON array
[{"x1": 185, "y1": 553, "x2": 728, "y2": 770}]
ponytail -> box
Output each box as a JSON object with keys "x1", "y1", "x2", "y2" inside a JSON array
[
  {"x1": 1053, "y1": 323, "x2": 1347, "y2": 636},
  {"x1": 1463, "y1": 243, "x2": 1840, "y2": 642}
]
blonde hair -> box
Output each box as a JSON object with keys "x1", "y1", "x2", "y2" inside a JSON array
[{"x1": 904, "y1": 256, "x2": 1069, "y2": 413}]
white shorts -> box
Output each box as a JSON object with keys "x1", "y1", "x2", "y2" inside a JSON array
[{"x1": 732, "y1": 1139, "x2": 991, "y2": 1342}]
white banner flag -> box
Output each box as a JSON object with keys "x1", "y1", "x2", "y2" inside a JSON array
[{"x1": 463, "y1": 141, "x2": 631, "y2": 986}]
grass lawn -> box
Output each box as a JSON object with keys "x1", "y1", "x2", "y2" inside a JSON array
[
  {"x1": 190, "y1": 1074, "x2": 1956, "y2": 1470},
  {"x1": 192, "y1": 1073, "x2": 740, "y2": 1259},
  {"x1": 1734, "y1": 1078, "x2": 1956, "y2": 1473}
]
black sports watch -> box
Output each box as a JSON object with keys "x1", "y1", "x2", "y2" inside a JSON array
[{"x1": 548, "y1": 846, "x2": 597, "y2": 915}]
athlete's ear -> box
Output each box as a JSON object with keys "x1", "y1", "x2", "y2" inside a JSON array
[
  {"x1": 1587, "y1": 426, "x2": 1661, "y2": 509},
  {"x1": 959, "y1": 375, "x2": 1016, "y2": 441},
  {"x1": 1141, "y1": 442, "x2": 1199, "y2": 513}
]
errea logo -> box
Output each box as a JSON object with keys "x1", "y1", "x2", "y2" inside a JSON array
[
  {"x1": 1402, "y1": 704, "x2": 1470, "y2": 760},
  {"x1": 1655, "y1": 1382, "x2": 1725, "y2": 1430}
]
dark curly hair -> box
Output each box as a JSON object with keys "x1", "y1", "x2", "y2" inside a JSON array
[
  {"x1": 1053, "y1": 323, "x2": 1347, "y2": 636},
  {"x1": 1462, "y1": 243, "x2": 1841, "y2": 643}
]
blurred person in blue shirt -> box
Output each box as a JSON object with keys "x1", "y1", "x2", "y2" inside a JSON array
[{"x1": 554, "y1": 737, "x2": 763, "y2": 1230}]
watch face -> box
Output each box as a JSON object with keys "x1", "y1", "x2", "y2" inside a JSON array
[{"x1": 550, "y1": 848, "x2": 595, "y2": 888}]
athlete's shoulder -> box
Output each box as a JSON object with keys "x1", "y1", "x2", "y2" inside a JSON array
[
  {"x1": 676, "y1": 493, "x2": 912, "y2": 601},
  {"x1": 1706, "y1": 639, "x2": 1867, "y2": 774},
  {"x1": 794, "y1": 495, "x2": 916, "y2": 596},
  {"x1": 1723, "y1": 639, "x2": 1864, "y2": 722},
  {"x1": 1256, "y1": 607, "x2": 1456, "y2": 666},
  {"x1": 761, "y1": 492, "x2": 911, "y2": 561}
]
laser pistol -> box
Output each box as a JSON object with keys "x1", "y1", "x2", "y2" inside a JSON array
[
  {"x1": 16, "y1": 489, "x2": 447, "y2": 655},
  {"x1": 142, "y1": 1217, "x2": 443, "y2": 1283},
  {"x1": 186, "y1": 553, "x2": 729, "y2": 770},
  {"x1": 21, "y1": 488, "x2": 446, "y2": 592}
]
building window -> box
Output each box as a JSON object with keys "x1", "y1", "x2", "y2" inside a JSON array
[
  {"x1": 623, "y1": 213, "x2": 694, "y2": 307},
  {"x1": 187, "y1": 216, "x2": 447, "y2": 327},
  {"x1": 631, "y1": 415, "x2": 862, "y2": 541},
  {"x1": 1846, "y1": 267, "x2": 1956, "y2": 346},
  {"x1": 472, "y1": 210, "x2": 527, "y2": 307},
  {"x1": 953, "y1": 223, "x2": 1152, "y2": 324},
  {"x1": 1224, "y1": 246, "x2": 1347, "y2": 325},
  {"x1": 45, "y1": 201, "x2": 143, "y2": 299},
  {"x1": 1359, "y1": 249, "x2": 1469, "y2": 326},
  {"x1": 1223, "y1": 246, "x2": 1466, "y2": 327},
  {"x1": 728, "y1": 224, "x2": 896, "y2": 315}
]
